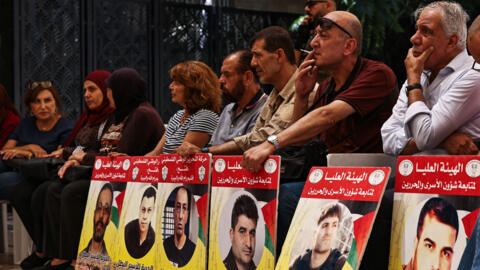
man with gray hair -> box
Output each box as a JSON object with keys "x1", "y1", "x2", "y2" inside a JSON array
[
  {"x1": 468, "y1": 15, "x2": 480, "y2": 63},
  {"x1": 382, "y1": 1, "x2": 480, "y2": 156}
]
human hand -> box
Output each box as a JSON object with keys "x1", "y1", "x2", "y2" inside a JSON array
[
  {"x1": 296, "y1": 51, "x2": 318, "y2": 100},
  {"x1": 241, "y1": 141, "x2": 275, "y2": 172},
  {"x1": 405, "y1": 46, "x2": 434, "y2": 84},
  {"x1": 0, "y1": 149, "x2": 32, "y2": 160},
  {"x1": 22, "y1": 144, "x2": 47, "y2": 158},
  {"x1": 108, "y1": 152, "x2": 128, "y2": 157},
  {"x1": 440, "y1": 133, "x2": 478, "y2": 155},
  {"x1": 58, "y1": 159, "x2": 80, "y2": 179},
  {"x1": 174, "y1": 142, "x2": 201, "y2": 157},
  {"x1": 69, "y1": 151, "x2": 86, "y2": 162},
  {"x1": 45, "y1": 148, "x2": 63, "y2": 158}
]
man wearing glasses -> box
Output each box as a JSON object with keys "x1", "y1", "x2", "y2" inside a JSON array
[
  {"x1": 78, "y1": 183, "x2": 113, "y2": 266},
  {"x1": 241, "y1": 10, "x2": 396, "y2": 260},
  {"x1": 382, "y1": 1, "x2": 480, "y2": 156},
  {"x1": 164, "y1": 186, "x2": 196, "y2": 267}
]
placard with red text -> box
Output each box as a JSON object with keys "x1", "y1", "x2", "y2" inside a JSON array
[
  {"x1": 276, "y1": 167, "x2": 390, "y2": 270},
  {"x1": 208, "y1": 156, "x2": 280, "y2": 270},
  {"x1": 389, "y1": 156, "x2": 480, "y2": 270}
]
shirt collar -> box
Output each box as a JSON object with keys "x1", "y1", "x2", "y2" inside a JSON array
[
  {"x1": 278, "y1": 69, "x2": 298, "y2": 99},
  {"x1": 422, "y1": 49, "x2": 471, "y2": 78},
  {"x1": 231, "y1": 89, "x2": 266, "y2": 112}
]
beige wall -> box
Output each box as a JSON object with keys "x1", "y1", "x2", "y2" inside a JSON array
[{"x1": 234, "y1": 0, "x2": 304, "y2": 14}]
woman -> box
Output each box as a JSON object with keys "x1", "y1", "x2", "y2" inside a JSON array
[
  {"x1": 0, "y1": 81, "x2": 73, "y2": 199},
  {"x1": 147, "y1": 60, "x2": 221, "y2": 155},
  {"x1": 0, "y1": 83, "x2": 20, "y2": 149},
  {"x1": 11, "y1": 71, "x2": 114, "y2": 270},
  {"x1": 42, "y1": 68, "x2": 165, "y2": 270}
]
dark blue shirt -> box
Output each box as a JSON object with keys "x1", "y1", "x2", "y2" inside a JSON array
[{"x1": 8, "y1": 116, "x2": 74, "y2": 153}]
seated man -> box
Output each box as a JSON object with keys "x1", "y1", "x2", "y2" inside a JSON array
[
  {"x1": 175, "y1": 26, "x2": 305, "y2": 156},
  {"x1": 240, "y1": 10, "x2": 396, "y2": 257},
  {"x1": 381, "y1": 1, "x2": 480, "y2": 156},
  {"x1": 208, "y1": 50, "x2": 267, "y2": 147}
]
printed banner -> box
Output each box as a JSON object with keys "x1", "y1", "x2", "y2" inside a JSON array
[
  {"x1": 277, "y1": 167, "x2": 390, "y2": 270},
  {"x1": 209, "y1": 156, "x2": 280, "y2": 270},
  {"x1": 76, "y1": 154, "x2": 211, "y2": 270},
  {"x1": 389, "y1": 156, "x2": 480, "y2": 270}
]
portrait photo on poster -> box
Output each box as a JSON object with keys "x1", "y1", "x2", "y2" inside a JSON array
[
  {"x1": 123, "y1": 184, "x2": 158, "y2": 259},
  {"x1": 218, "y1": 190, "x2": 267, "y2": 270},
  {"x1": 401, "y1": 196, "x2": 467, "y2": 270},
  {"x1": 162, "y1": 185, "x2": 200, "y2": 267},
  {"x1": 289, "y1": 201, "x2": 353, "y2": 270}
]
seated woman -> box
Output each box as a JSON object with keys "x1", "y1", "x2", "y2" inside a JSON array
[
  {"x1": 147, "y1": 60, "x2": 221, "y2": 155},
  {"x1": 11, "y1": 70, "x2": 114, "y2": 269},
  {"x1": 0, "y1": 81, "x2": 73, "y2": 200},
  {"x1": 41, "y1": 68, "x2": 165, "y2": 270},
  {"x1": 0, "y1": 83, "x2": 20, "y2": 149}
]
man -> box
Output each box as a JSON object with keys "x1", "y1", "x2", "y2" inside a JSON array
[
  {"x1": 223, "y1": 195, "x2": 259, "y2": 270},
  {"x1": 292, "y1": 0, "x2": 337, "y2": 65},
  {"x1": 290, "y1": 203, "x2": 346, "y2": 270},
  {"x1": 404, "y1": 197, "x2": 458, "y2": 270},
  {"x1": 175, "y1": 26, "x2": 303, "y2": 157},
  {"x1": 208, "y1": 50, "x2": 267, "y2": 147},
  {"x1": 468, "y1": 15, "x2": 480, "y2": 64},
  {"x1": 78, "y1": 183, "x2": 113, "y2": 263},
  {"x1": 240, "y1": 10, "x2": 396, "y2": 257},
  {"x1": 382, "y1": 1, "x2": 480, "y2": 156},
  {"x1": 164, "y1": 186, "x2": 196, "y2": 267},
  {"x1": 124, "y1": 186, "x2": 156, "y2": 258}
]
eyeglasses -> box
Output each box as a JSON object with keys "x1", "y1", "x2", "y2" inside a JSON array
[
  {"x1": 305, "y1": 0, "x2": 327, "y2": 7},
  {"x1": 317, "y1": 17, "x2": 353, "y2": 38},
  {"x1": 472, "y1": 60, "x2": 480, "y2": 71},
  {"x1": 28, "y1": 81, "x2": 53, "y2": 90}
]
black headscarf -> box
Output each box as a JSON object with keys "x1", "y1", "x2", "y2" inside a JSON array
[{"x1": 106, "y1": 68, "x2": 147, "y2": 123}]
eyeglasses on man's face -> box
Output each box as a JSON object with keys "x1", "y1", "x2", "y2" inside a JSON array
[
  {"x1": 305, "y1": 0, "x2": 327, "y2": 8},
  {"x1": 317, "y1": 17, "x2": 353, "y2": 38}
]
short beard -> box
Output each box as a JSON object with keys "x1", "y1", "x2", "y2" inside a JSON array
[{"x1": 93, "y1": 220, "x2": 106, "y2": 242}]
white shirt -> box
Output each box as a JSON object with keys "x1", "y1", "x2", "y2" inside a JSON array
[{"x1": 381, "y1": 49, "x2": 480, "y2": 155}]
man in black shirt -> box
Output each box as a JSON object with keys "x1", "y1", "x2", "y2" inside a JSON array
[
  {"x1": 124, "y1": 186, "x2": 156, "y2": 258},
  {"x1": 164, "y1": 186, "x2": 196, "y2": 267}
]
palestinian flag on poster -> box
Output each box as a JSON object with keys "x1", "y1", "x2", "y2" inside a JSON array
[{"x1": 111, "y1": 189, "x2": 126, "y2": 228}]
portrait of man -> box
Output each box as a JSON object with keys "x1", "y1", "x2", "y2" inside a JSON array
[
  {"x1": 164, "y1": 186, "x2": 196, "y2": 267},
  {"x1": 223, "y1": 194, "x2": 259, "y2": 270},
  {"x1": 404, "y1": 197, "x2": 459, "y2": 270},
  {"x1": 79, "y1": 183, "x2": 113, "y2": 262},
  {"x1": 290, "y1": 203, "x2": 347, "y2": 270},
  {"x1": 124, "y1": 186, "x2": 157, "y2": 258}
]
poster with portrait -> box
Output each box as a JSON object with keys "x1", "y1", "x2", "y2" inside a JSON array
[
  {"x1": 76, "y1": 156, "x2": 132, "y2": 270},
  {"x1": 208, "y1": 155, "x2": 280, "y2": 270},
  {"x1": 389, "y1": 156, "x2": 480, "y2": 270},
  {"x1": 276, "y1": 166, "x2": 390, "y2": 270},
  {"x1": 155, "y1": 154, "x2": 211, "y2": 270}
]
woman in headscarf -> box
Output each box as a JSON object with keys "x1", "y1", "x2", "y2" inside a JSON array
[
  {"x1": 147, "y1": 60, "x2": 221, "y2": 155},
  {"x1": 40, "y1": 68, "x2": 165, "y2": 270},
  {"x1": 11, "y1": 70, "x2": 114, "y2": 270},
  {"x1": 0, "y1": 83, "x2": 20, "y2": 149}
]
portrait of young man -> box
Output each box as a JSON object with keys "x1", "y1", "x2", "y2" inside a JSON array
[
  {"x1": 404, "y1": 197, "x2": 459, "y2": 270},
  {"x1": 164, "y1": 186, "x2": 196, "y2": 267},
  {"x1": 124, "y1": 186, "x2": 157, "y2": 258},
  {"x1": 290, "y1": 202, "x2": 347, "y2": 270},
  {"x1": 223, "y1": 194, "x2": 259, "y2": 270}
]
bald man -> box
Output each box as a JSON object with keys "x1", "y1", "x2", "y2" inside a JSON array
[{"x1": 241, "y1": 11, "x2": 397, "y2": 254}]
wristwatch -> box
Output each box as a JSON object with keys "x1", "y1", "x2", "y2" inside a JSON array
[
  {"x1": 405, "y1": 83, "x2": 423, "y2": 95},
  {"x1": 267, "y1": 135, "x2": 280, "y2": 150},
  {"x1": 201, "y1": 147, "x2": 209, "y2": 153}
]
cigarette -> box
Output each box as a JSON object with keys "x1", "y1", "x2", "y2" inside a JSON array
[{"x1": 300, "y1": 49, "x2": 311, "y2": 54}]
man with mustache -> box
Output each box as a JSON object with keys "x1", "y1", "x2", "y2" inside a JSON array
[
  {"x1": 290, "y1": 203, "x2": 346, "y2": 270},
  {"x1": 382, "y1": 1, "x2": 480, "y2": 155},
  {"x1": 124, "y1": 186, "x2": 156, "y2": 258},
  {"x1": 164, "y1": 186, "x2": 196, "y2": 267},
  {"x1": 223, "y1": 195, "x2": 259, "y2": 270},
  {"x1": 208, "y1": 50, "x2": 267, "y2": 147},
  {"x1": 78, "y1": 183, "x2": 113, "y2": 263}
]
